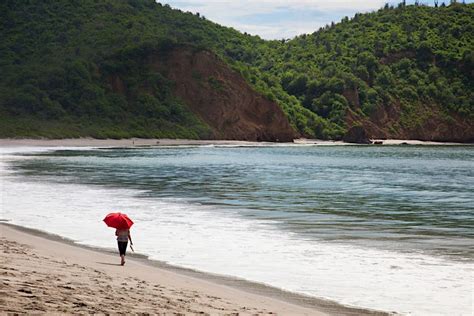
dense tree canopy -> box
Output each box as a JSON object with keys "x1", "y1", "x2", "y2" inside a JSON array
[
  {"x1": 242, "y1": 3, "x2": 473, "y2": 138},
  {"x1": 0, "y1": 0, "x2": 472, "y2": 139}
]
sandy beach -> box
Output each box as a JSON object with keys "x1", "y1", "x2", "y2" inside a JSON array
[
  {"x1": 0, "y1": 224, "x2": 386, "y2": 315},
  {"x1": 0, "y1": 137, "x2": 468, "y2": 149}
]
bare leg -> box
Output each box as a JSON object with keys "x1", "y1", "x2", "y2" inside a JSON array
[{"x1": 121, "y1": 255, "x2": 125, "y2": 265}]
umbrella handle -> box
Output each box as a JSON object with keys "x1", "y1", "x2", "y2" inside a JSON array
[{"x1": 130, "y1": 244, "x2": 135, "y2": 253}]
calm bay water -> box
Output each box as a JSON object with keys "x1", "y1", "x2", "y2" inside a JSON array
[{"x1": 2, "y1": 145, "x2": 473, "y2": 315}]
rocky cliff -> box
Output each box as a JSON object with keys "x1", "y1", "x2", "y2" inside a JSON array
[
  {"x1": 109, "y1": 47, "x2": 297, "y2": 142},
  {"x1": 151, "y1": 48, "x2": 297, "y2": 141}
]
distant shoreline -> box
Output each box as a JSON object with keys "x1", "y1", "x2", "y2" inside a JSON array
[{"x1": 0, "y1": 137, "x2": 469, "y2": 148}]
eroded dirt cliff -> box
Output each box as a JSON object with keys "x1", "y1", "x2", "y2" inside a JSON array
[
  {"x1": 346, "y1": 101, "x2": 474, "y2": 142},
  {"x1": 148, "y1": 48, "x2": 297, "y2": 141},
  {"x1": 107, "y1": 47, "x2": 297, "y2": 141}
]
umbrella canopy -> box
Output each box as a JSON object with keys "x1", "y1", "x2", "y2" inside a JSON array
[{"x1": 103, "y1": 212, "x2": 134, "y2": 229}]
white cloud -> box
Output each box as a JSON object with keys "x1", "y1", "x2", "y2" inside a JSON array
[
  {"x1": 161, "y1": 0, "x2": 393, "y2": 39},
  {"x1": 167, "y1": 0, "x2": 386, "y2": 13},
  {"x1": 228, "y1": 20, "x2": 329, "y2": 40}
]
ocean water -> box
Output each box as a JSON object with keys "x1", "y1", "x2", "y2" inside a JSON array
[{"x1": 1, "y1": 145, "x2": 473, "y2": 315}]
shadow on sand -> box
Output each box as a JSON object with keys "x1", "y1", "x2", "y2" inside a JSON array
[{"x1": 96, "y1": 262, "x2": 122, "y2": 266}]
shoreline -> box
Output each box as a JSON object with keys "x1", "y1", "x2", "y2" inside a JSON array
[
  {"x1": 0, "y1": 223, "x2": 388, "y2": 315},
  {"x1": 0, "y1": 137, "x2": 470, "y2": 148}
]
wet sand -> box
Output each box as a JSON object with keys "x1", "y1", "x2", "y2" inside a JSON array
[{"x1": 0, "y1": 224, "x2": 388, "y2": 315}]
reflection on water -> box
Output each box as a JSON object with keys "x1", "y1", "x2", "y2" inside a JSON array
[{"x1": 13, "y1": 145, "x2": 474, "y2": 259}]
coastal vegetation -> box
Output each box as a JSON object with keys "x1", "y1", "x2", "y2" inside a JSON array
[{"x1": 0, "y1": 0, "x2": 472, "y2": 140}]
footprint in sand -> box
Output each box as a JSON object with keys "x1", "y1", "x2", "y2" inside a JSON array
[{"x1": 17, "y1": 288, "x2": 33, "y2": 294}]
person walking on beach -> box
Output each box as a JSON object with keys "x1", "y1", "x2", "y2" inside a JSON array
[
  {"x1": 103, "y1": 212, "x2": 134, "y2": 266},
  {"x1": 116, "y1": 228, "x2": 133, "y2": 266}
]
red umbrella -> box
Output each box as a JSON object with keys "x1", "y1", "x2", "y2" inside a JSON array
[{"x1": 103, "y1": 212, "x2": 134, "y2": 229}]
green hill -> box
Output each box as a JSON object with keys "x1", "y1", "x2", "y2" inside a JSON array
[
  {"x1": 252, "y1": 2, "x2": 474, "y2": 141},
  {"x1": 1, "y1": 1, "x2": 473, "y2": 141}
]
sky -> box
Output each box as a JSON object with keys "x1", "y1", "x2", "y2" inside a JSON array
[{"x1": 161, "y1": 0, "x2": 472, "y2": 39}]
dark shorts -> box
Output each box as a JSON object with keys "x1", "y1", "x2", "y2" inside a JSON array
[{"x1": 118, "y1": 241, "x2": 128, "y2": 256}]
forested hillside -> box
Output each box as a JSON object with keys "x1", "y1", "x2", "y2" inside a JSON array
[
  {"x1": 1, "y1": 0, "x2": 472, "y2": 141},
  {"x1": 252, "y1": 2, "x2": 474, "y2": 141},
  {"x1": 0, "y1": 0, "x2": 261, "y2": 139}
]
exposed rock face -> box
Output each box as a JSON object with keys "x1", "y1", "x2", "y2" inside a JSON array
[
  {"x1": 379, "y1": 50, "x2": 416, "y2": 65},
  {"x1": 346, "y1": 102, "x2": 474, "y2": 143},
  {"x1": 149, "y1": 48, "x2": 297, "y2": 142},
  {"x1": 342, "y1": 88, "x2": 360, "y2": 108},
  {"x1": 343, "y1": 125, "x2": 371, "y2": 144}
]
